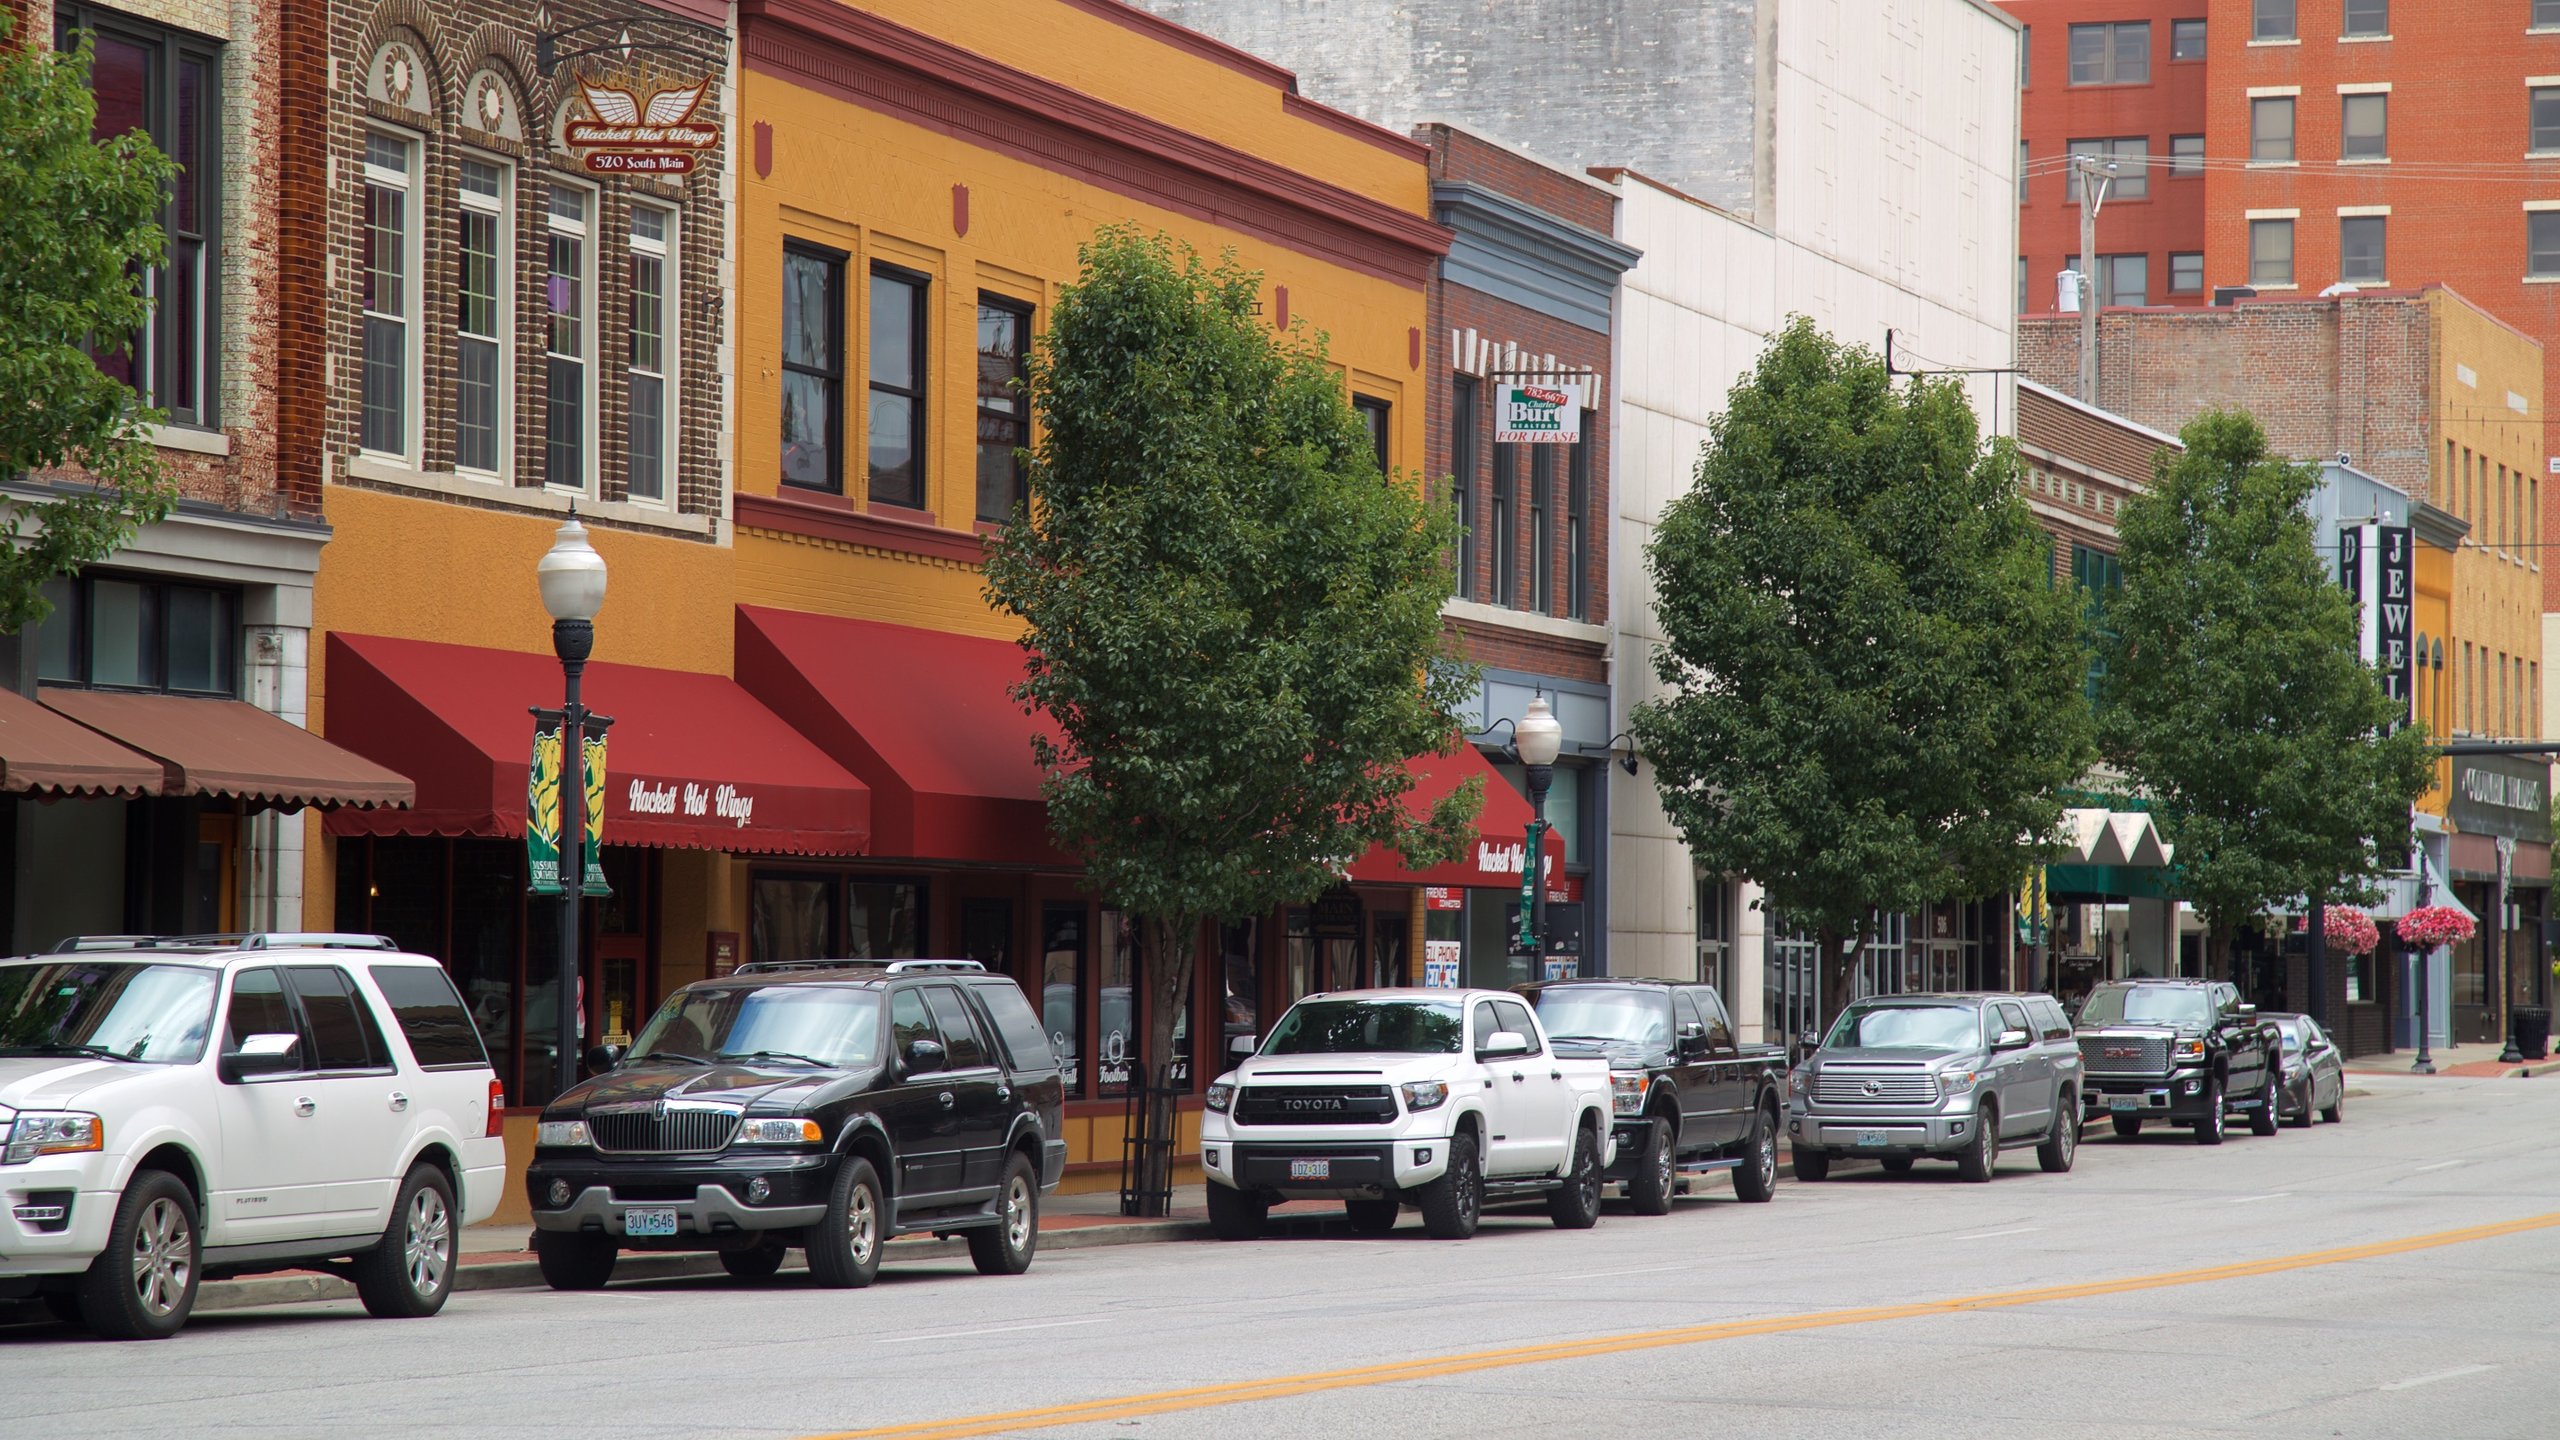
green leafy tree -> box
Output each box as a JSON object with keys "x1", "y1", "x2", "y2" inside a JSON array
[
  {"x1": 982, "y1": 227, "x2": 1479, "y2": 1211},
  {"x1": 1633, "y1": 319, "x2": 2094, "y2": 1031},
  {"x1": 2096, "y1": 410, "x2": 2434, "y2": 970},
  {"x1": 0, "y1": 20, "x2": 179, "y2": 634}
]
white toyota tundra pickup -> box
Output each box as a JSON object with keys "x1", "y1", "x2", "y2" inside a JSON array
[{"x1": 1198, "y1": 988, "x2": 1616, "y2": 1240}]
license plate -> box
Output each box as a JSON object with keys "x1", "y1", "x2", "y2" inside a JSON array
[
  {"x1": 2109, "y1": 1097, "x2": 2141, "y2": 1112},
  {"x1": 623, "y1": 1207, "x2": 678, "y2": 1237},
  {"x1": 1855, "y1": 1129, "x2": 1888, "y2": 1148},
  {"x1": 1287, "y1": 1159, "x2": 1331, "y2": 1180}
]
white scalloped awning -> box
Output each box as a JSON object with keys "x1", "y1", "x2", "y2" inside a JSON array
[{"x1": 2063, "y1": 808, "x2": 2173, "y2": 868}]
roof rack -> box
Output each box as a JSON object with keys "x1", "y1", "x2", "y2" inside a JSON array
[
  {"x1": 726, "y1": 957, "x2": 989, "y2": 977},
  {"x1": 47, "y1": 932, "x2": 400, "y2": 955},
  {"x1": 882, "y1": 959, "x2": 986, "y2": 974}
]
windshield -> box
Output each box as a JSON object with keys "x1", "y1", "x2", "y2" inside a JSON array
[
  {"x1": 1529, "y1": 990, "x2": 1672, "y2": 1048},
  {"x1": 2077, "y1": 986, "x2": 2214, "y2": 1029},
  {"x1": 0, "y1": 962, "x2": 219, "y2": 1064},
  {"x1": 1823, "y1": 1004, "x2": 1981, "y2": 1053},
  {"x1": 1262, "y1": 999, "x2": 1463, "y2": 1055},
  {"x1": 630, "y1": 986, "x2": 882, "y2": 1067}
]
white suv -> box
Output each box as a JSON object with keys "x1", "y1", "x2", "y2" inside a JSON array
[{"x1": 0, "y1": 934, "x2": 506, "y2": 1339}]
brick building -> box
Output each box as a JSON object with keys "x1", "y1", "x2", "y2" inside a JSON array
[{"x1": 1417, "y1": 123, "x2": 1640, "y2": 985}]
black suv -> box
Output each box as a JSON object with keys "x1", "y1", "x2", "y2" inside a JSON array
[
  {"x1": 525, "y1": 959, "x2": 1065, "y2": 1290},
  {"x1": 1516, "y1": 978, "x2": 1786, "y2": 1214},
  {"x1": 2074, "y1": 979, "x2": 2280, "y2": 1145}
]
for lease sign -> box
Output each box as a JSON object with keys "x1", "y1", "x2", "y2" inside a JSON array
[{"x1": 1496, "y1": 383, "x2": 1581, "y2": 444}]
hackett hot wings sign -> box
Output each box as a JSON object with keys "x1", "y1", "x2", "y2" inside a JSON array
[{"x1": 566, "y1": 75, "x2": 718, "y2": 175}]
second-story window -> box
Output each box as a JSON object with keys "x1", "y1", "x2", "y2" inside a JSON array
[
  {"x1": 2250, "y1": 97, "x2": 2295, "y2": 163},
  {"x1": 1529, "y1": 443, "x2": 1552, "y2": 613},
  {"x1": 2253, "y1": 0, "x2": 2295, "y2": 42},
  {"x1": 2249, "y1": 218, "x2": 2294, "y2": 286},
  {"x1": 781, "y1": 242, "x2": 844, "y2": 492},
  {"x1": 2534, "y1": 87, "x2": 2560, "y2": 153},
  {"x1": 454, "y1": 157, "x2": 508, "y2": 478},
  {"x1": 360, "y1": 131, "x2": 416, "y2": 461},
  {"x1": 545, "y1": 185, "x2": 593, "y2": 492},
  {"x1": 2066, "y1": 22, "x2": 2148, "y2": 85},
  {"x1": 975, "y1": 296, "x2": 1031, "y2": 522},
  {"x1": 627, "y1": 206, "x2": 673, "y2": 504},
  {"x1": 2171, "y1": 18, "x2": 2206, "y2": 59},
  {"x1": 2169, "y1": 134, "x2": 2204, "y2": 177},
  {"x1": 2530, "y1": 213, "x2": 2560, "y2": 279},
  {"x1": 1490, "y1": 438, "x2": 1515, "y2": 605},
  {"x1": 1450, "y1": 376, "x2": 1477, "y2": 599},
  {"x1": 2340, "y1": 216, "x2": 2387, "y2": 284},
  {"x1": 2341, "y1": 94, "x2": 2388, "y2": 161},
  {"x1": 36, "y1": 575, "x2": 238, "y2": 697},
  {"x1": 1354, "y1": 396, "x2": 1391, "y2": 475},
  {"x1": 2341, "y1": 0, "x2": 2386, "y2": 37},
  {"x1": 1567, "y1": 412, "x2": 1591, "y2": 621},
  {"x1": 868, "y1": 264, "x2": 928, "y2": 509},
  {"x1": 2542, "y1": 0, "x2": 2560, "y2": 28}
]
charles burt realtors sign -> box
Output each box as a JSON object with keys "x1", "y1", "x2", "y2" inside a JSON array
[{"x1": 1494, "y1": 382, "x2": 1585, "y2": 445}]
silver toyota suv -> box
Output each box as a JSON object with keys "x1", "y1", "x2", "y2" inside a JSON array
[{"x1": 1784, "y1": 992, "x2": 2083, "y2": 1184}]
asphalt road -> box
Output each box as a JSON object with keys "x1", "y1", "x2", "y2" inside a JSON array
[{"x1": 9, "y1": 1071, "x2": 2558, "y2": 1440}]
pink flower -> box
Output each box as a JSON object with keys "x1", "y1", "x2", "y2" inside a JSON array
[
  {"x1": 2323, "y1": 906, "x2": 2380, "y2": 956},
  {"x1": 2398, "y1": 905, "x2": 2476, "y2": 949}
]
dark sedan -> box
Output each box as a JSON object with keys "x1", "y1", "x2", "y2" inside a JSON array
[{"x1": 2267, "y1": 1013, "x2": 2346, "y2": 1127}]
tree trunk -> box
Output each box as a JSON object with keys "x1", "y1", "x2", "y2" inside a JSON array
[
  {"x1": 2206, "y1": 923, "x2": 2231, "y2": 983},
  {"x1": 1130, "y1": 914, "x2": 1197, "y2": 1218},
  {"x1": 1815, "y1": 925, "x2": 1867, "y2": 1041}
]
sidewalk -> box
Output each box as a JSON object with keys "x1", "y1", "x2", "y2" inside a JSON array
[{"x1": 2342, "y1": 1039, "x2": 2560, "y2": 1080}]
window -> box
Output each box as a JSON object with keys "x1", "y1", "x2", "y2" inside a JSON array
[
  {"x1": 2254, "y1": 0, "x2": 2295, "y2": 42},
  {"x1": 846, "y1": 879, "x2": 922, "y2": 958},
  {"x1": 2249, "y1": 219, "x2": 2294, "y2": 285},
  {"x1": 226, "y1": 968, "x2": 296, "y2": 1051},
  {"x1": 2018, "y1": 256, "x2": 2030, "y2": 314},
  {"x1": 1450, "y1": 376, "x2": 1477, "y2": 598},
  {"x1": 868, "y1": 264, "x2": 928, "y2": 509},
  {"x1": 2341, "y1": 94, "x2": 2387, "y2": 160},
  {"x1": 2169, "y1": 133, "x2": 2205, "y2": 177},
  {"x1": 2340, "y1": 216, "x2": 2387, "y2": 283},
  {"x1": 2019, "y1": 24, "x2": 2029, "y2": 87},
  {"x1": 455, "y1": 158, "x2": 508, "y2": 477},
  {"x1": 1491, "y1": 436, "x2": 1515, "y2": 604},
  {"x1": 921, "y1": 987, "x2": 989, "y2": 1069},
  {"x1": 1529, "y1": 443, "x2": 1552, "y2": 612},
  {"x1": 781, "y1": 243, "x2": 844, "y2": 491},
  {"x1": 1041, "y1": 902, "x2": 1085, "y2": 1098},
  {"x1": 2531, "y1": 212, "x2": 2560, "y2": 278},
  {"x1": 2341, "y1": 0, "x2": 2386, "y2": 36},
  {"x1": 2019, "y1": 139, "x2": 2030, "y2": 202},
  {"x1": 2067, "y1": 22, "x2": 2149, "y2": 84},
  {"x1": 2251, "y1": 98, "x2": 2295, "y2": 162},
  {"x1": 889, "y1": 989, "x2": 940, "y2": 1070},
  {"x1": 627, "y1": 206, "x2": 673, "y2": 503},
  {"x1": 2171, "y1": 18, "x2": 2206, "y2": 58},
  {"x1": 1568, "y1": 413, "x2": 1592, "y2": 621},
  {"x1": 545, "y1": 185, "x2": 592, "y2": 491},
  {"x1": 2543, "y1": 0, "x2": 2560, "y2": 28},
  {"x1": 35, "y1": 574, "x2": 237, "y2": 695},
  {"x1": 1354, "y1": 396, "x2": 1391, "y2": 474},
  {"x1": 361, "y1": 131, "x2": 416, "y2": 458},
  {"x1": 974, "y1": 296, "x2": 1031, "y2": 522},
  {"x1": 2065, "y1": 138, "x2": 2148, "y2": 199},
  {"x1": 368, "y1": 965, "x2": 490, "y2": 1069},
  {"x1": 289, "y1": 967, "x2": 389, "y2": 1072},
  {"x1": 2098, "y1": 253, "x2": 2148, "y2": 307},
  {"x1": 60, "y1": 8, "x2": 220, "y2": 428},
  {"x1": 2170, "y1": 251, "x2": 2204, "y2": 293},
  {"x1": 2535, "y1": 88, "x2": 2560, "y2": 152}
]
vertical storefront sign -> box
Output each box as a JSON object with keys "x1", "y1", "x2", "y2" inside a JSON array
[
  {"x1": 580, "y1": 728, "x2": 612, "y2": 896},
  {"x1": 2337, "y1": 523, "x2": 2412, "y2": 727},
  {"x1": 527, "y1": 716, "x2": 564, "y2": 896}
]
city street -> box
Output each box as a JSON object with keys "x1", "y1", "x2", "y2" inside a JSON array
[{"x1": 8, "y1": 1072, "x2": 2557, "y2": 1439}]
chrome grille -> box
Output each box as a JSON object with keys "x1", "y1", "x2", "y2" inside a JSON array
[
  {"x1": 1810, "y1": 1069, "x2": 1937, "y2": 1105},
  {"x1": 1232, "y1": 1085, "x2": 1397, "y2": 1126},
  {"x1": 2080, "y1": 1036, "x2": 2168, "y2": 1076},
  {"x1": 588, "y1": 1106, "x2": 740, "y2": 1154}
]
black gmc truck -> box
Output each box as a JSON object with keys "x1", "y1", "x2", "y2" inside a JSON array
[
  {"x1": 2074, "y1": 979, "x2": 2281, "y2": 1145},
  {"x1": 1516, "y1": 978, "x2": 1786, "y2": 1213}
]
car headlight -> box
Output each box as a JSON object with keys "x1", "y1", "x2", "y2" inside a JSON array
[
  {"x1": 3, "y1": 1112, "x2": 103, "y2": 1164},
  {"x1": 1788, "y1": 1067, "x2": 1811, "y2": 1097},
  {"x1": 734, "y1": 1118, "x2": 822, "y2": 1145},
  {"x1": 1610, "y1": 1073, "x2": 1650, "y2": 1116},
  {"x1": 535, "y1": 1120, "x2": 593, "y2": 1148},
  {"x1": 1939, "y1": 1070, "x2": 1981, "y2": 1099},
  {"x1": 2172, "y1": 1039, "x2": 2206, "y2": 1063},
  {"x1": 1400, "y1": 1080, "x2": 1450, "y2": 1112},
  {"x1": 1204, "y1": 1082, "x2": 1235, "y2": 1113}
]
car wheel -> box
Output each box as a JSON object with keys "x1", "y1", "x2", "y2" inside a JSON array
[
  {"x1": 1954, "y1": 1102, "x2": 1998, "y2": 1183},
  {"x1": 353, "y1": 1165, "x2": 458, "y2": 1318},
  {"x1": 533, "y1": 1228, "x2": 618, "y2": 1291},
  {"x1": 2108, "y1": 1113, "x2": 2142, "y2": 1139},
  {"x1": 1626, "y1": 1118, "x2": 1676, "y2": 1216},
  {"x1": 77, "y1": 1171, "x2": 197, "y2": 1341},
  {"x1": 1878, "y1": 1155, "x2": 1916, "y2": 1175},
  {"x1": 720, "y1": 1238, "x2": 789, "y2": 1280},
  {"x1": 968, "y1": 1153, "x2": 1041, "y2": 1275},
  {"x1": 2249, "y1": 1072, "x2": 2281, "y2": 1136},
  {"x1": 1546, "y1": 1123, "x2": 1604, "y2": 1230},
  {"x1": 1731, "y1": 1103, "x2": 1779, "y2": 1204},
  {"x1": 1419, "y1": 1130, "x2": 1483, "y2": 1240},
  {"x1": 806, "y1": 1157, "x2": 887, "y2": 1288},
  {"x1": 2322, "y1": 1087, "x2": 2345, "y2": 1125},
  {"x1": 1343, "y1": 1199, "x2": 1401, "y2": 1235},
  {"x1": 2195, "y1": 1077, "x2": 2225, "y2": 1146},
  {"x1": 2039, "y1": 1096, "x2": 2079, "y2": 1173},
  {"x1": 1206, "y1": 1181, "x2": 1269, "y2": 1241},
  {"x1": 1792, "y1": 1146, "x2": 1831, "y2": 1183},
  {"x1": 2286, "y1": 1079, "x2": 2315, "y2": 1128}
]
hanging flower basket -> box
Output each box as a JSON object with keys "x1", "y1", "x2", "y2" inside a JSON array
[
  {"x1": 2399, "y1": 905, "x2": 2476, "y2": 949},
  {"x1": 2323, "y1": 906, "x2": 2380, "y2": 956}
]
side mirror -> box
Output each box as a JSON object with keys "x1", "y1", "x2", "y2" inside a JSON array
[
  {"x1": 220, "y1": 1031, "x2": 300, "y2": 1083},
  {"x1": 2237, "y1": 1002, "x2": 2258, "y2": 1016},
  {"x1": 584, "y1": 1043, "x2": 627, "y2": 1071},
  {"x1": 1477, "y1": 1030, "x2": 1532, "y2": 1060},
  {"x1": 1229, "y1": 1033, "x2": 1258, "y2": 1057},
  {"x1": 1993, "y1": 1028, "x2": 2031, "y2": 1051},
  {"x1": 904, "y1": 1037, "x2": 948, "y2": 1074}
]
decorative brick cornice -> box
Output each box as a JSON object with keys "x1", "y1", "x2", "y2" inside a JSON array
[{"x1": 735, "y1": 490, "x2": 987, "y2": 566}]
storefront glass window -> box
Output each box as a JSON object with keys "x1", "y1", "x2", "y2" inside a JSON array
[
  {"x1": 751, "y1": 875, "x2": 834, "y2": 966},
  {"x1": 1464, "y1": 891, "x2": 1529, "y2": 991},
  {"x1": 961, "y1": 898, "x2": 1013, "y2": 976},
  {"x1": 32, "y1": 575, "x2": 237, "y2": 696},
  {"x1": 1219, "y1": 919, "x2": 1259, "y2": 1060},
  {"x1": 845, "y1": 880, "x2": 921, "y2": 958},
  {"x1": 1041, "y1": 902, "x2": 1084, "y2": 1099},
  {"x1": 1099, "y1": 909, "x2": 1137, "y2": 1096},
  {"x1": 449, "y1": 840, "x2": 521, "y2": 1094}
]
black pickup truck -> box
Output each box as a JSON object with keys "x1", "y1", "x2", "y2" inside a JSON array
[
  {"x1": 2074, "y1": 979, "x2": 2282, "y2": 1145},
  {"x1": 1516, "y1": 978, "x2": 1786, "y2": 1213}
]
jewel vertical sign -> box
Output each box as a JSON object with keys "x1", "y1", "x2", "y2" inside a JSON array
[{"x1": 527, "y1": 710, "x2": 612, "y2": 898}]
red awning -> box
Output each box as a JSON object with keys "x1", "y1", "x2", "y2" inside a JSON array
[
  {"x1": 1348, "y1": 743, "x2": 1546, "y2": 889},
  {"x1": 321, "y1": 633, "x2": 870, "y2": 856},
  {"x1": 736, "y1": 607, "x2": 1067, "y2": 866}
]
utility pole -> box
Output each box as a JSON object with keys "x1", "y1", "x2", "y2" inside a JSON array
[{"x1": 2072, "y1": 154, "x2": 2116, "y2": 405}]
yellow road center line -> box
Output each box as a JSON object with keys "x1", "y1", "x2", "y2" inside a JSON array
[{"x1": 803, "y1": 1209, "x2": 2560, "y2": 1440}]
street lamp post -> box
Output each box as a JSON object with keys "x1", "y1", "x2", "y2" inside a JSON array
[
  {"x1": 2411, "y1": 842, "x2": 2436, "y2": 1076},
  {"x1": 538, "y1": 515, "x2": 608, "y2": 1103},
  {"x1": 2497, "y1": 836, "x2": 2520, "y2": 1064},
  {"x1": 1512, "y1": 695, "x2": 1564, "y2": 967}
]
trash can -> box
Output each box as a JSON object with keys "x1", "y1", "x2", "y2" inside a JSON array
[{"x1": 2514, "y1": 1006, "x2": 2551, "y2": 1061}]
